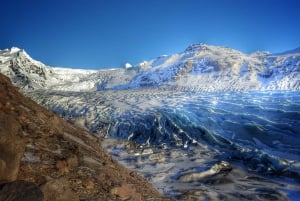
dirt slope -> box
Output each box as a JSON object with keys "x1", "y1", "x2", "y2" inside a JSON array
[{"x1": 0, "y1": 73, "x2": 172, "y2": 201}]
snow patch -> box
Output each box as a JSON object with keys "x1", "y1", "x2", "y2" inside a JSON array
[{"x1": 124, "y1": 62, "x2": 133, "y2": 69}]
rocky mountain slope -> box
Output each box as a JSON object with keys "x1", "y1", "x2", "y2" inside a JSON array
[
  {"x1": 0, "y1": 73, "x2": 171, "y2": 201},
  {"x1": 0, "y1": 44, "x2": 299, "y2": 92}
]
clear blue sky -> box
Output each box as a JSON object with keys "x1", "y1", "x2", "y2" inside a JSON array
[{"x1": 1, "y1": 0, "x2": 300, "y2": 69}]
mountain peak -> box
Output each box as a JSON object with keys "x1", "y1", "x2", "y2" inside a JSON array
[
  {"x1": 249, "y1": 51, "x2": 271, "y2": 57},
  {"x1": 8, "y1": 47, "x2": 44, "y2": 67},
  {"x1": 9, "y1": 47, "x2": 22, "y2": 54},
  {"x1": 124, "y1": 62, "x2": 133, "y2": 69},
  {"x1": 8, "y1": 47, "x2": 31, "y2": 59},
  {"x1": 184, "y1": 43, "x2": 209, "y2": 52}
]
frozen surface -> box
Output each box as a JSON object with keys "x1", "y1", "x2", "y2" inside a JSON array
[{"x1": 29, "y1": 90, "x2": 300, "y2": 200}]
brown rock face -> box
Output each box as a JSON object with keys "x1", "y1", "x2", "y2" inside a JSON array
[
  {"x1": 0, "y1": 115, "x2": 25, "y2": 182},
  {"x1": 0, "y1": 78, "x2": 26, "y2": 182},
  {"x1": 40, "y1": 178, "x2": 79, "y2": 201},
  {"x1": 111, "y1": 184, "x2": 142, "y2": 201},
  {"x1": 0, "y1": 73, "x2": 172, "y2": 201}
]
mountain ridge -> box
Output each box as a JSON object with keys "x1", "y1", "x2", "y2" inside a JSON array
[{"x1": 1, "y1": 43, "x2": 299, "y2": 92}]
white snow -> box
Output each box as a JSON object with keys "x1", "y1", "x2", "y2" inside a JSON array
[
  {"x1": 0, "y1": 43, "x2": 299, "y2": 92},
  {"x1": 124, "y1": 62, "x2": 133, "y2": 69},
  {"x1": 10, "y1": 47, "x2": 21, "y2": 54}
]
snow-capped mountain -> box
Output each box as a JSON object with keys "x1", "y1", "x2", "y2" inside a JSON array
[
  {"x1": 1, "y1": 44, "x2": 299, "y2": 91},
  {"x1": 0, "y1": 47, "x2": 133, "y2": 91},
  {"x1": 0, "y1": 47, "x2": 52, "y2": 89},
  {"x1": 123, "y1": 43, "x2": 300, "y2": 91}
]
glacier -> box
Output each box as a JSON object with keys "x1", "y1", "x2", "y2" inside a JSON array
[{"x1": 1, "y1": 44, "x2": 300, "y2": 200}]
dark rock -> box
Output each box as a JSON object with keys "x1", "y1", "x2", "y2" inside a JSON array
[{"x1": 0, "y1": 180, "x2": 43, "y2": 201}]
